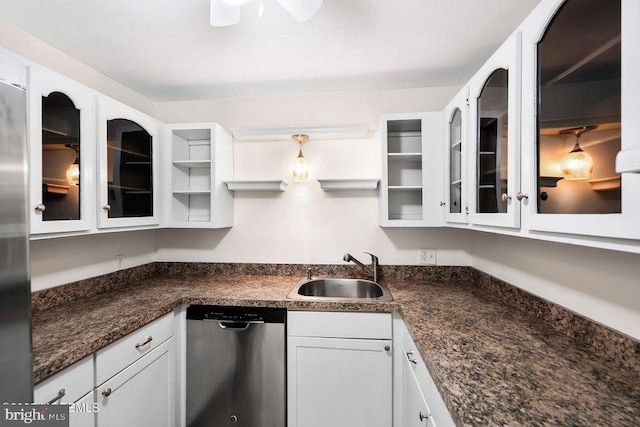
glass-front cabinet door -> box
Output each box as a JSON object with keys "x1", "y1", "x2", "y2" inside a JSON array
[
  {"x1": 443, "y1": 86, "x2": 469, "y2": 224},
  {"x1": 97, "y1": 96, "x2": 160, "y2": 229},
  {"x1": 521, "y1": 0, "x2": 640, "y2": 239},
  {"x1": 468, "y1": 32, "x2": 522, "y2": 228},
  {"x1": 28, "y1": 66, "x2": 95, "y2": 234}
]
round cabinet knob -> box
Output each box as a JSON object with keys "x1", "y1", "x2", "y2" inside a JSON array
[
  {"x1": 103, "y1": 204, "x2": 111, "y2": 212},
  {"x1": 101, "y1": 388, "x2": 112, "y2": 397},
  {"x1": 439, "y1": 201, "x2": 446, "y2": 207},
  {"x1": 35, "y1": 204, "x2": 46, "y2": 212},
  {"x1": 384, "y1": 345, "x2": 391, "y2": 351},
  {"x1": 501, "y1": 193, "x2": 511, "y2": 202},
  {"x1": 419, "y1": 412, "x2": 429, "y2": 422},
  {"x1": 230, "y1": 415, "x2": 238, "y2": 423},
  {"x1": 516, "y1": 192, "x2": 529, "y2": 201}
]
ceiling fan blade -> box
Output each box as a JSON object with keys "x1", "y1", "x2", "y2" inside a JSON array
[
  {"x1": 210, "y1": 0, "x2": 241, "y2": 27},
  {"x1": 276, "y1": 0, "x2": 323, "y2": 23}
]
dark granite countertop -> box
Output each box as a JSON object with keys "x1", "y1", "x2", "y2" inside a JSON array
[{"x1": 31, "y1": 267, "x2": 640, "y2": 426}]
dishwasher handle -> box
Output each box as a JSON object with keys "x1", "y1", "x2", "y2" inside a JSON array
[{"x1": 212, "y1": 320, "x2": 265, "y2": 330}]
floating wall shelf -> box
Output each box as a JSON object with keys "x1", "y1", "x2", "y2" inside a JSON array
[
  {"x1": 317, "y1": 179, "x2": 379, "y2": 191},
  {"x1": 224, "y1": 180, "x2": 288, "y2": 192},
  {"x1": 589, "y1": 176, "x2": 621, "y2": 191},
  {"x1": 616, "y1": 147, "x2": 640, "y2": 173},
  {"x1": 539, "y1": 176, "x2": 564, "y2": 188}
]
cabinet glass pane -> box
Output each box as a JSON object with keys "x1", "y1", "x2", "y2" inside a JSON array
[
  {"x1": 476, "y1": 68, "x2": 508, "y2": 214},
  {"x1": 41, "y1": 92, "x2": 80, "y2": 221},
  {"x1": 537, "y1": 0, "x2": 621, "y2": 214},
  {"x1": 107, "y1": 119, "x2": 153, "y2": 218},
  {"x1": 449, "y1": 108, "x2": 462, "y2": 213}
]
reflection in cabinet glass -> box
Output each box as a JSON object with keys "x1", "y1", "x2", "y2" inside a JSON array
[
  {"x1": 536, "y1": 0, "x2": 621, "y2": 215},
  {"x1": 449, "y1": 109, "x2": 462, "y2": 214},
  {"x1": 41, "y1": 92, "x2": 80, "y2": 221},
  {"x1": 477, "y1": 68, "x2": 509, "y2": 214},
  {"x1": 106, "y1": 119, "x2": 153, "y2": 218}
]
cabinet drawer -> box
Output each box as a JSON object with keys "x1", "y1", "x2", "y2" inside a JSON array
[
  {"x1": 96, "y1": 312, "x2": 173, "y2": 385},
  {"x1": 34, "y1": 355, "x2": 93, "y2": 404},
  {"x1": 288, "y1": 311, "x2": 392, "y2": 339}
]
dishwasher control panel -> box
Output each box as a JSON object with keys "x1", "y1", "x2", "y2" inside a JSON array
[{"x1": 187, "y1": 305, "x2": 286, "y2": 323}]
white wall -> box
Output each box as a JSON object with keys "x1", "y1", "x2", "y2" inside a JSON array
[
  {"x1": 471, "y1": 231, "x2": 640, "y2": 340},
  {"x1": 0, "y1": 17, "x2": 155, "y2": 116},
  {"x1": 30, "y1": 231, "x2": 156, "y2": 291},
  {"x1": 155, "y1": 87, "x2": 473, "y2": 266}
]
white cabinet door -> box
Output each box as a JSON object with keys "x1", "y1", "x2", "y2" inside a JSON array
[
  {"x1": 96, "y1": 95, "x2": 160, "y2": 229},
  {"x1": 28, "y1": 65, "x2": 96, "y2": 234},
  {"x1": 288, "y1": 336, "x2": 393, "y2": 427},
  {"x1": 402, "y1": 348, "x2": 430, "y2": 427},
  {"x1": 379, "y1": 112, "x2": 444, "y2": 227},
  {"x1": 164, "y1": 122, "x2": 234, "y2": 228},
  {"x1": 443, "y1": 86, "x2": 470, "y2": 224},
  {"x1": 96, "y1": 337, "x2": 174, "y2": 427},
  {"x1": 468, "y1": 32, "x2": 522, "y2": 229},
  {"x1": 70, "y1": 391, "x2": 96, "y2": 427},
  {"x1": 519, "y1": 0, "x2": 640, "y2": 240}
]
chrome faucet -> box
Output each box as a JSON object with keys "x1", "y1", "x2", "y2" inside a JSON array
[{"x1": 343, "y1": 252, "x2": 379, "y2": 283}]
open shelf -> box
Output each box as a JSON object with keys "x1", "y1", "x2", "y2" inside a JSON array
[
  {"x1": 173, "y1": 190, "x2": 211, "y2": 195},
  {"x1": 317, "y1": 179, "x2": 379, "y2": 191},
  {"x1": 589, "y1": 176, "x2": 621, "y2": 191},
  {"x1": 225, "y1": 180, "x2": 288, "y2": 192},
  {"x1": 173, "y1": 160, "x2": 211, "y2": 168}
]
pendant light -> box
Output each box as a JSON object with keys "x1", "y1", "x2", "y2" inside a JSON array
[
  {"x1": 292, "y1": 134, "x2": 309, "y2": 182},
  {"x1": 65, "y1": 145, "x2": 80, "y2": 186},
  {"x1": 559, "y1": 126, "x2": 597, "y2": 181}
]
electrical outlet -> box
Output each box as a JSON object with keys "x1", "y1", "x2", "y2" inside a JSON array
[
  {"x1": 115, "y1": 254, "x2": 124, "y2": 270},
  {"x1": 419, "y1": 249, "x2": 437, "y2": 265}
]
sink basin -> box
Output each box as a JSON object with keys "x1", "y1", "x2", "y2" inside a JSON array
[{"x1": 288, "y1": 278, "x2": 393, "y2": 302}]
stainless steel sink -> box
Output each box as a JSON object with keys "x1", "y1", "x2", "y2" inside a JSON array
[{"x1": 287, "y1": 278, "x2": 393, "y2": 302}]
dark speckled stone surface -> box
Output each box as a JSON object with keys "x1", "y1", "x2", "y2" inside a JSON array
[{"x1": 31, "y1": 263, "x2": 640, "y2": 426}]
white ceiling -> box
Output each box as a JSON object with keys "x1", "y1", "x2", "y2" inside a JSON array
[{"x1": 0, "y1": 0, "x2": 541, "y2": 101}]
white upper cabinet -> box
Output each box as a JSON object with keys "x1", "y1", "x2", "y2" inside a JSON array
[
  {"x1": 520, "y1": 0, "x2": 640, "y2": 240},
  {"x1": 443, "y1": 86, "x2": 469, "y2": 224},
  {"x1": 379, "y1": 113, "x2": 444, "y2": 227},
  {"x1": 164, "y1": 123, "x2": 234, "y2": 228},
  {"x1": 616, "y1": 0, "x2": 640, "y2": 174},
  {"x1": 29, "y1": 66, "x2": 96, "y2": 234},
  {"x1": 468, "y1": 32, "x2": 522, "y2": 229},
  {"x1": 97, "y1": 96, "x2": 160, "y2": 229}
]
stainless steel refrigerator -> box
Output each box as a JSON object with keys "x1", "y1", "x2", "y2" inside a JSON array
[{"x1": 0, "y1": 66, "x2": 33, "y2": 403}]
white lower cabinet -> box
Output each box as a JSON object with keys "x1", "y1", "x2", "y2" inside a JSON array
[
  {"x1": 395, "y1": 314, "x2": 455, "y2": 427},
  {"x1": 70, "y1": 391, "x2": 97, "y2": 427},
  {"x1": 95, "y1": 312, "x2": 175, "y2": 427},
  {"x1": 34, "y1": 355, "x2": 96, "y2": 427},
  {"x1": 402, "y1": 347, "x2": 432, "y2": 427},
  {"x1": 287, "y1": 311, "x2": 393, "y2": 427},
  {"x1": 96, "y1": 337, "x2": 174, "y2": 427}
]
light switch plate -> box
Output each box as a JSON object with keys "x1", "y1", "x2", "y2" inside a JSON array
[{"x1": 419, "y1": 249, "x2": 437, "y2": 265}]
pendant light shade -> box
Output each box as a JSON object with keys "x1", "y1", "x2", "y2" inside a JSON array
[
  {"x1": 210, "y1": 0, "x2": 241, "y2": 27},
  {"x1": 292, "y1": 134, "x2": 309, "y2": 182},
  {"x1": 559, "y1": 126, "x2": 597, "y2": 181},
  {"x1": 65, "y1": 146, "x2": 80, "y2": 186},
  {"x1": 276, "y1": 0, "x2": 323, "y2": 22}
]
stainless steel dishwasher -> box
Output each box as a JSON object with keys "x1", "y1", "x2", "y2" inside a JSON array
[{"x1": 186, "y1": 305, "x2": 287, "y2": 427}]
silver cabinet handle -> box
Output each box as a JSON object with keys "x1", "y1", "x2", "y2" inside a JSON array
[
  {"x1": 135, "y1": 336, "x2": 153, "y2": 348},
  {"x1": 35, "y1": 204, "x2": 46, "y2": 212},
  {"x1": 101, "y1": 388, "x2": 112, "y2": 397},
  {"x1": 419, "y1": 411, "x2": 429, "y2": 422},
  {"x1": 103, "y1": 204, "x2": 111, "y2": 211},
  {"x1": 501, "y1": 193, "x2": 511, "y2": 202},
  {"x1": 47, "y1": 389, "x2": 65, "y2": 404},
  {"x1": 516, "y1": 192, "x2": 529, "y2": 201},
  {"x1": 406, "y1": 350, "x2": 418, "y2": 365},
  {"x1": 439, "y1": 201, "x2": 446, "y2": 206}
]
